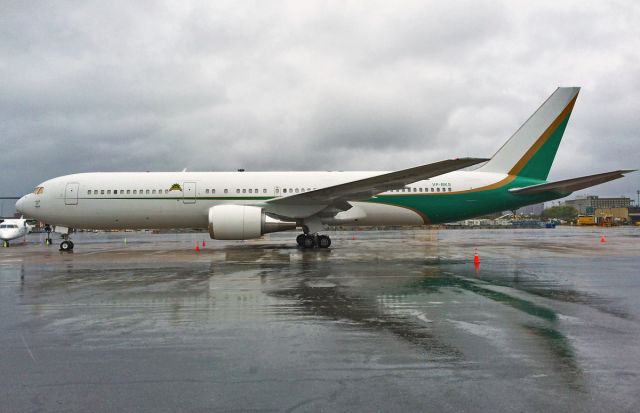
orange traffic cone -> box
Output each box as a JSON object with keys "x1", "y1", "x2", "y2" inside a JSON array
[
  {"x1": 600, "y1": 235, "x2": 606, "y2": 243},
  {"x1": 195, "y1": 244, "x2": 200, "y2": 252},
  {"x1": 473, "y1": 249, "x2": 480, "y2": 265}
]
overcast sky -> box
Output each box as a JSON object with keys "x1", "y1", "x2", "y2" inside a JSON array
[{"x1": 1, "y1": 0, "x2": 639, "y2": 213}]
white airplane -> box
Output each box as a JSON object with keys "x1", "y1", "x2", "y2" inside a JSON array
[
  {"x1": 15, "y1": 87, "x2": 633, "y2": 251},
  {"x1": 0, "y1": 218, "x2": 31, "y2": 247}
]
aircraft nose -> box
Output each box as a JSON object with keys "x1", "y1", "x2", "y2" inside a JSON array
[{"x1": 15, "y1": 195, "x2": 27, "y2": 214}]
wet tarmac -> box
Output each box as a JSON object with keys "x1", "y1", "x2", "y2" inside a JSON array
[{"x1": 1, "y1": 228, "x2": 640, "y2": 412}]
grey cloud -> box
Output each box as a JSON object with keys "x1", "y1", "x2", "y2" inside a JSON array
[{"x1": 1, "y1": 0, "x2": 639, "y2": 215}]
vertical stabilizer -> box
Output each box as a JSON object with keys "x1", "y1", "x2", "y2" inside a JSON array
[{"x1": 479, "y1": 87, "x2": 579, "y2": 180}]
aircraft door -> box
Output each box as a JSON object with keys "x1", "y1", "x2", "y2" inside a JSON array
[
  {"x1": 65, "y1": 183, "x2": 79, "y2": 205},
  {"x1": 183, "y1": 182, "x2": 196, "y2": 204}
]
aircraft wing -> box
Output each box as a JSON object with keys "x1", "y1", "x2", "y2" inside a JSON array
[
  {"x1": 266, "y1": 158, "x2": 488, "y2": 209},
  {"x1": 509, "y1": 170, "x2": 635, "y2": 196}
]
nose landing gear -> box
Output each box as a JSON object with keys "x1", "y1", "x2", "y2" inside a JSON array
[{"x1": 59, "y1": 240, "x2": 74, "y2": 251}]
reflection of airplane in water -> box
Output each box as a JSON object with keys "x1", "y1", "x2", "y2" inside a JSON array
[
  {"x1": 0, "y1": 217, "x2": 31, "y2": 247},
  {"x1": 15, "y1": 87, "x2": 634, "y2": 251},
  {"x1": 265, "y1": 250, "x2": 596, "y2": 385}
]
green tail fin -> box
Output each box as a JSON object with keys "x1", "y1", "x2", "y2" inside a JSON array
[{"x1": 479, "y1": 87, "x2": 579, "y2": 181}]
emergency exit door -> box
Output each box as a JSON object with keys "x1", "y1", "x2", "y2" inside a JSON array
[
  {"x1": 65, "y1": 183, "x2": 79, "y2": 205},
  {"x1": 183, "y1": 182, "x2": 196, "y2": 204}
]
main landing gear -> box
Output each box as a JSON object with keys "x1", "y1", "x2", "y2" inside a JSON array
[{"x1": 296, "y1": 233, "x2": 331, "y2": 249}]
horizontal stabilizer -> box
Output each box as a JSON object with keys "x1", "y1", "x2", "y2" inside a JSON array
[{"x1": 509, "y1": 170, "x2": 635, "y2": 195}]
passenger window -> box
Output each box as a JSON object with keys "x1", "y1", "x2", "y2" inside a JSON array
[
  {"x1": 242, "y1": 189, "x2": 246, "y2": 193},
  {"x1": 283, "y1": 189, "x2": 287, "y2": 193},
  {"x1": 263, "y1": 189, "x2": 267, "y2": 193},
  {"x1": 146, "y1": 190, "x2": 150, "y2": 195},
  {"x1": 448, "y1": 187, "x2": 452, "y2": 192},
  {"x1": 413, "y1": 188, "x2": 417, "y2": 193},
  {"x1": 254, "y1": 188, "x2": 258, "y2": 193},
  {"x1": 132, "y1": 190, "x2": 137, "y2": 194},
  {"x1": 437, "y1": 187, "x2": 440, "y2": 192},
  {"x1": 236, "y1": 189, "x2": 240, "y2": 194},
  {"x1": 107, "y1": 190, "x2": 111, "y2": 194},
  {"x1": 152, "y1": 190, "x2": 156, "y2": 194},
  {"x1": 224, "y1": 189, "x2": 228, "y2": 193},
  {"x1": 205, "y1": 189, "x2": 210, "y2": 194},
  {"x1": 212, "y1": 189, "x2": 215, "y2": 194},
  {"x1": 248, "y1": 189, "x2": 252, "y2": 194},
  {"x1": 289, "y1": 188, "x2": 293, "y2": 193},
  {"x1": 295, "y1": 188, "x2": 299, "y2": 193},
  {"x1": 431, "y1": 188, "x2": 434, "y2": 192},
  {"x1": 87, "y1": 190, "x2": 91, "y2": 195}
]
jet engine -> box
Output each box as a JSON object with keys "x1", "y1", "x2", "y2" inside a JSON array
[{"x1": 208, "y1": 205, "x2": 296, "y2": 240}]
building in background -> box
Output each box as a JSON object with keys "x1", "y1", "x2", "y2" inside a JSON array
[{"x1": 563, "y1": 195, "x2": 631, "y2": 215}]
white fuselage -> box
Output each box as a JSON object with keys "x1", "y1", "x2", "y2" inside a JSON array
[
  {"x1": 0, "y1": 219, "x2": 30, "y2": 241},
  {"x1": 16, "y1": 170, "x2": 507, "y2": 230}
]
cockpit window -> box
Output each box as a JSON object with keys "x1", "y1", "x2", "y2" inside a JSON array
[
  {"x1": 33, "y1": 186, "x2": 45, "y2": 194},
  {"x1": 0, "y1": 224, "x2": 19, "y2": 229}
]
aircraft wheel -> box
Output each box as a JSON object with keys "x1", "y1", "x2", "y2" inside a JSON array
[
  {"x1": 302, "y1": 235, "x2": 315, "y2": 249},
  {"x1": 60, "y1": 240, "x2": 73, "y2": 251},
  {"x1": 2, "y1": 240, "x2": 8, "y2": 248},
  {"x1": 296, "y1": 234, "x2": 306, "y2": 247},
  {"x1": 317, "y1": 235, "x2": 331, "y2": 248}
]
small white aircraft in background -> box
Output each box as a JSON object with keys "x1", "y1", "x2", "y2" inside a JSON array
[{"x1": 0, "y1": 218, "x2": 31, "y2": 247}]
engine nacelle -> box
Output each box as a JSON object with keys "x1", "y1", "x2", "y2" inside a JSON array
[{"x1": 208, "y1": 205, "x2": 296, "y2": 240}]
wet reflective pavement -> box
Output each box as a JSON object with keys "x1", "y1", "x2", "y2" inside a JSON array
[{"x1": 1, "y1": 228, "x2": 639, "y2": 412}]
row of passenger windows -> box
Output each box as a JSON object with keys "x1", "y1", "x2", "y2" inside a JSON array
[
  {"x1": 85, "y1": 186, "x2": 452, "y2": 196},
  {"x1": 84, "y1": 188, "x2": 319, "y2": 196},
  {"x1": 87, "y1": 189, "x2": 171, "y2": 195},
  {"x1": 85, "y1": 188, "x2": 271, "y2": 195},
  {"x1": 389, "y1": 187, "x2": 452, "y2": 193}
]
